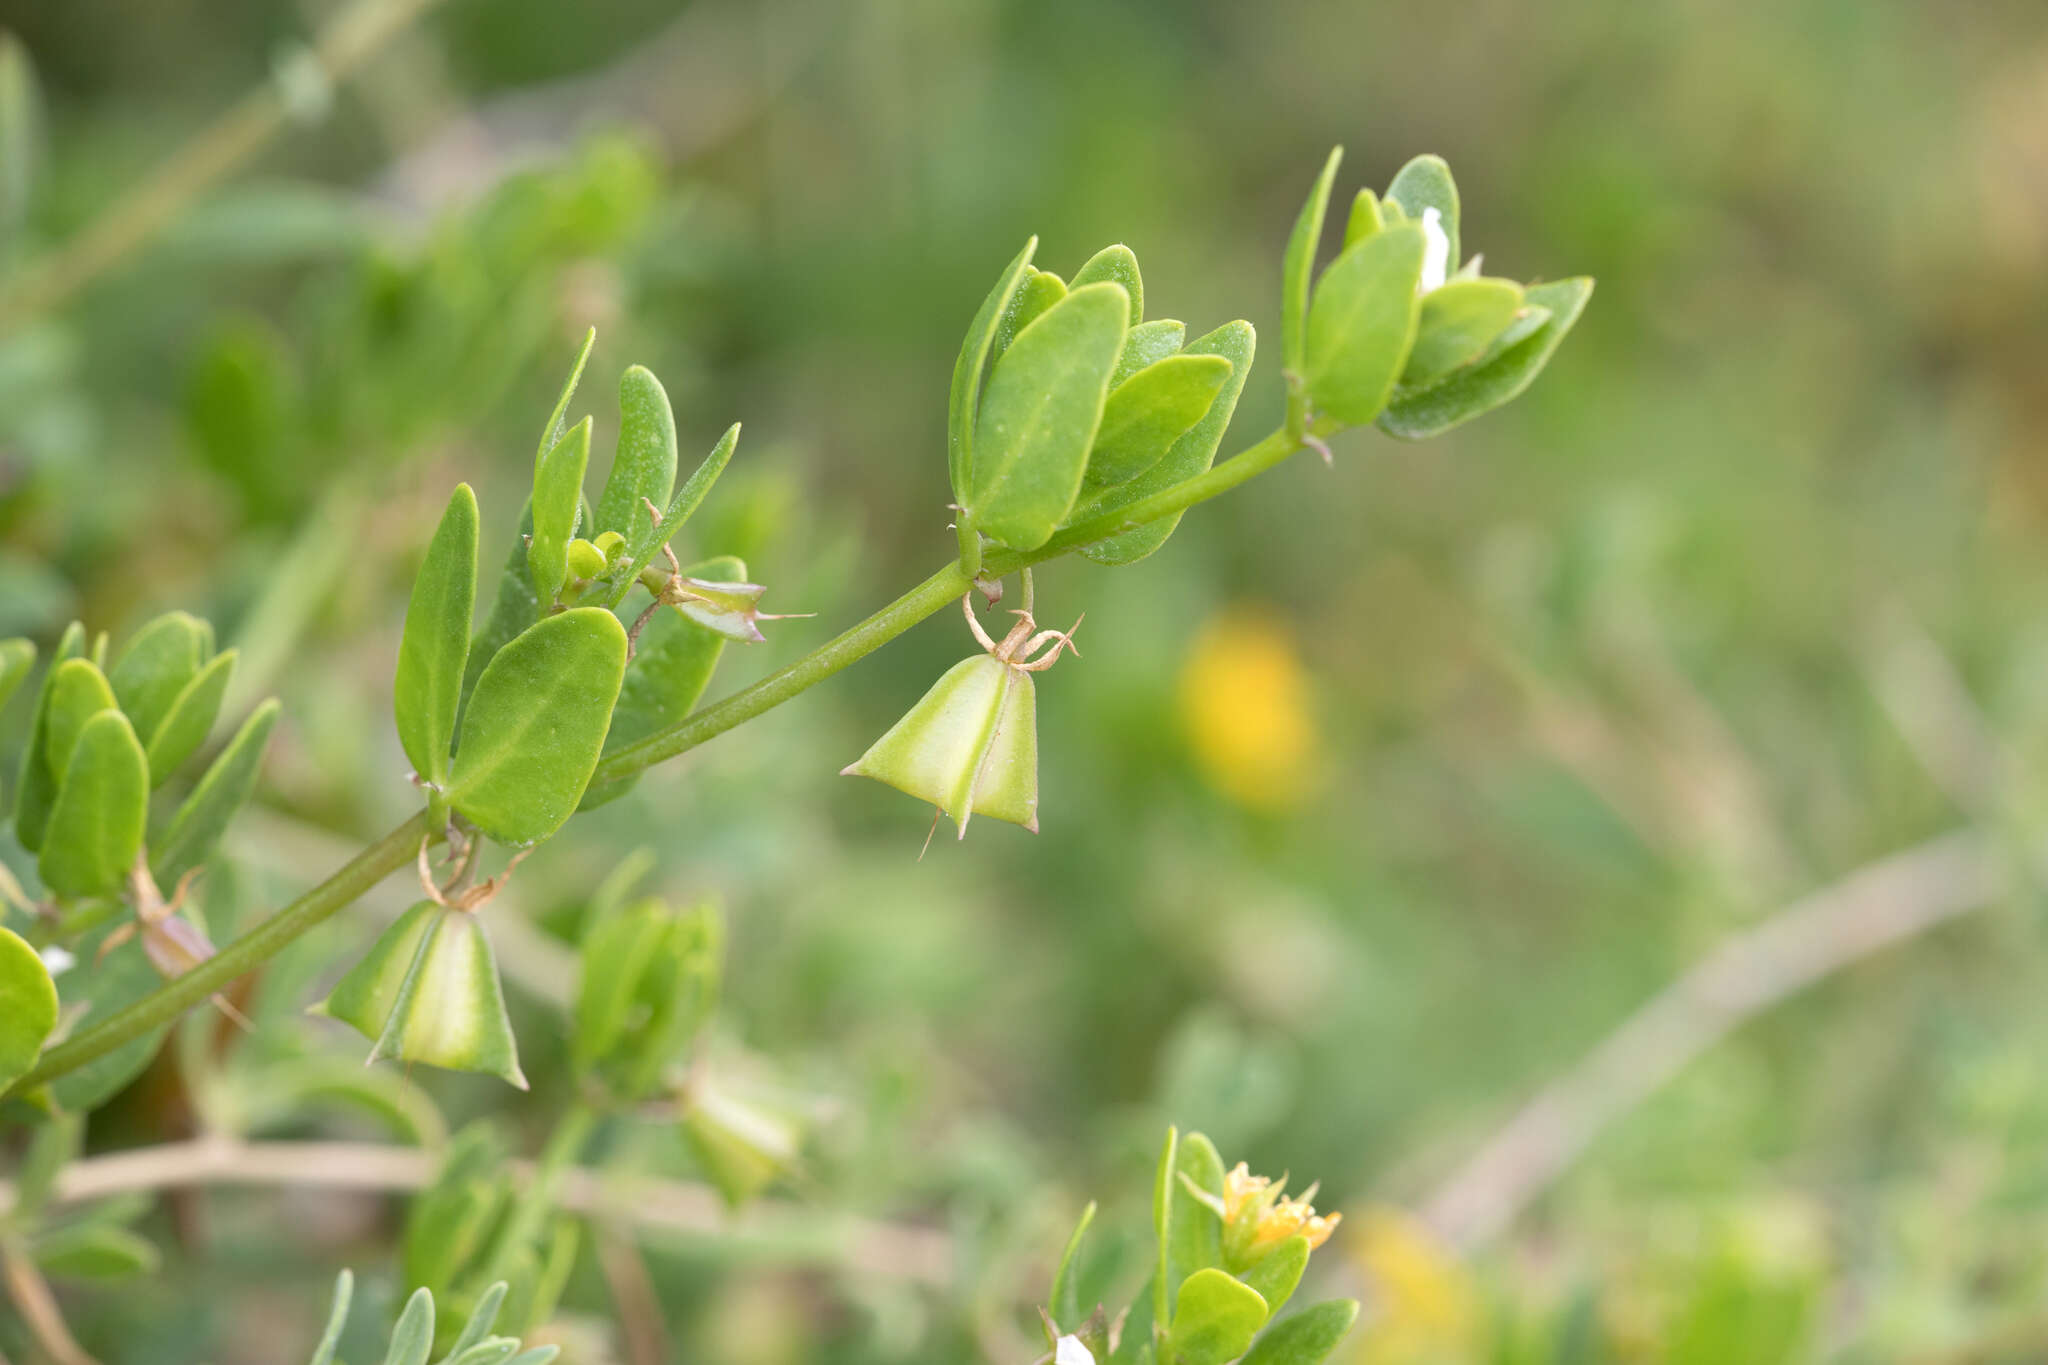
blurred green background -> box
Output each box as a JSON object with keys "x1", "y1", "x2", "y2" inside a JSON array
[{"x1": 4, "y1": 0, "x2": 2048, "y2": 1360}]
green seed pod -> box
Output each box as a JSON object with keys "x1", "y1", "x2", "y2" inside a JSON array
[
  {"x1": 844, "y1": 654, "x2": 1038, "y2": 837},
  {"x1": 842, "y1": 595, "x2": 1079, "y2": 838},
  {"x1": 313, "y1": 901, "x2": 526, "y2": 1089},
  {"x1": 682, "y1": 1071, "x2": 804, "y2": 1209}
]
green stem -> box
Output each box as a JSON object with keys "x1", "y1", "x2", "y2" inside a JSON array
[
  {"x1": 483, "y1": 1100, "x2": 598, "y2": 1286},
  {"x1": 9, "y1": 813, "x2": 433, "y2": 1097},
  {"x1": 6, "y1": 426, "x2": 1305, "y2": 1098}
]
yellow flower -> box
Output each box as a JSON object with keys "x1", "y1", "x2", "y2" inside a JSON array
[
  {"x1": 1349, "y1": 1207, "x2": 1479, "y2": 1365},
  {"x1": 1220, "y1": 1161, "x2": 1342, "y2": 1265},
  {"x1": 1177, "y1": 609, "x2": 1320, "y2": 812}
]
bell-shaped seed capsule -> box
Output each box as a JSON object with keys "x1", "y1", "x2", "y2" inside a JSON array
[
  {"x1": 841, "y1": 654, "x2": 1037, "y2": 837},
  {"x1": 682, "y1": 1073, "x2": 804, "y2": 1208},
  {"x1": 313, "y1": 901, "x2": 526, "y2": 1089}
]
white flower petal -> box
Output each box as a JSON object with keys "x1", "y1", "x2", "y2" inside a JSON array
[
  {"x1": 39, "y1": 945, "x2": 76, "y2": 977},
  {"x1": 1418, "y1": 207, "x2": 1450, "y2": 294},
  {"x1": 1055, "y1": 1335, "x2": 1096, "y2": 1365}
]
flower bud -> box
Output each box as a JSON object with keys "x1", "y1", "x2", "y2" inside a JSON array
[
  {"x1": 564, "y1": 536, "x2": 608, "y2": 581},
  {"x1": 312, "y1": 900, "x2": 526, "y2": 1089},
  {"x1": 664, "y1": 577, "x2": 800, "y2": 643},
  {"x1": 572, "y1": 897, "x2": 720, "y2": 1103}
]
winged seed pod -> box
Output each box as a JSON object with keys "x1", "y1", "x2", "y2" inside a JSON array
[
  {"x1": 842, "y1": 591, "x2": 1081, "y2": 838},
  {"x1": 313, "y1": 900, "x2": 526, "y2": 1089}
]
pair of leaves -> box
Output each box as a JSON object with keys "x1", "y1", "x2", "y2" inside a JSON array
[
  {"x1": 307, "y1": 1270, "x2": 559, "y2": 1365},
  {"x1": 107, "y1": 610, "x2": 234, "y2": 785},
  {"x1": 315, "y1": 901, "x2": 525, "y2": 1088},
  {"x1": 399, "y1": 486, "x2": 629, "y2": 845}
]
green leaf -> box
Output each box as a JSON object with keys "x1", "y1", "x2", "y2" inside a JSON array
[
  {"x1": 1113, "y1": 319, "x2": 1186, "y2": 388},
  {"x1": 1377, "y1": 277, "x2": 1594, "y2": 440},
  {"x1": 461, "y1": 505, "x2": 542, "y2": 730},
  {"x1": 151, "y1": 699, "x2": 280, "y2": 887},
  {"x1": 594, "y1": 365, "x2": 680, "y2": 552},
  {"x1": 1238, "y1": 1300, "x2": 1360, "y2": 1365},
  {"x1": 1051, "y1": 1200, "x2": 1098, "y2": 1329},
  {"x1": 1153, "y1": 1126, "x2": 1180, "y2": 1329},
  {"x1": 0, "y1": 926, "x2": 57, "y2": 1092},
  {"x1": 536, "y1": 328, "x2": 596, "y2": 465},
  {"x1": 43, "y1": 657, "x2": 118, "y2": 782},
  {"x1": 32, "y1": 1223, "x2": 161, "y2": 1280},
  {"x1": 1083, "y1": 353, "x2": 1234, "y2": 491},
  {"x1": 448, "y1": 608, "x2": 628, "y2": 846},
  {"x1": 1303, "y1": 224, "x2": 1425, "y2": 426},
  {"x1": 1342, "y1": 189, "x2": 1383, "y2": 250},
  {"x1": 1167, "y1": 1267, "x2": 1269, "y2": 1365},
  {"x1": 384, "y1": 1286, "x2": 437, "y2": 1365},
  {"x1": 396, "y1": 484, "x2": 479, "y2": 788},
  {"x1": 1385, "y1": 154, "x2": 1460, "y2": 274},
  {"x1": 14, "y1": 621, "x2": 85, "y2": 852},
  {"x1": 948, "y1": 237, "x2": 1038, "y2": 499},
  {"x1": 40, "y1": 709, "x2": 147, "y2": 898},
  {"x1": 582, "y1": 554, "x2": 741, "y2": 810},
  {"x1": 1081, "y1": 320, "x2": 1254, "y2": 566},
  {"x1": 368, "y1": 908, "x2": 526, "y2": 1089},
  {"x1": 527, "y1": 416, "x2": 592, "y2": 606},
  {"x1": 405, "y1": 1124, "x2": 508, "y2": 1295},
  {"x1": 968, "y1": 281, "x2": 1129, "y2": 550},
  {"x1": 308, "y1": 1270, "x2": 353, "y2": 1365},
  {"x1": 1238, "y1": 1236, "x2": 1310, "y2": 1318},
  {"x1": 108, "y1": 611, "x2": 209, "y2": 749},
  {"x1": 144, "y1": 649, "x2": 236, "y2": 786},
  {"x1": 611, "y1": 422, "x2": 741, "y2": 605},
  {"x1": 842, "y1": 654, "x2": 1038, "y2": 836},
  {"x1": 1166, "y1": 1131, "x2": 1227, "y2": 1296},
  {"x1": 0, "y1": 636, "x2": 35, "y2": 713},
  {"x1": 1282, "y1": 147, "x2": 1343, "y2": 377},
  {"x1": 1402, "y1": 278, "x2": 1524, "y2": 387},
  {"x1": 1071, "y1": 244, "x2": 1144, "y2": 327},
  {"x1": 449, "y1": 1282, "x2": 511, "y2": 1356},
  {"x1": 992, "y1": 270, "x2": 1068, "y2": 370},
  {"x1": 49, "y1": 929, "x2": 166, "y2": 1112}
]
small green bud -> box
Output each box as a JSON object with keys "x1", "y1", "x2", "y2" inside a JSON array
[
  {"x1": 591, "y1": 529, "x2": 627, "y2": 563},
  {"x1": 573, "y1": 897, "x2": 721, "y2": 1103},
  {"x1": 564, "y1": 536, "x2": 608, "y2": 582}
]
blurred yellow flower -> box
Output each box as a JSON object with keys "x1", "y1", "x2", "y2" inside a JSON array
[
  {"x1": 1177, "y1": 608, "x2": 1320, "y2": 812},
  {"x1": 1220, "y1": 1162, "x2": 1343, "y2": 1264},
  {"x1": 1348, "y1": 1207, "x2": 1480, "y2": 1365}
]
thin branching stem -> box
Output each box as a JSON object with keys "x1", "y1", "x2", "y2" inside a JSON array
[{"x1": 3, "y1": 426, "x2": 1306, "y2": 1097}]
